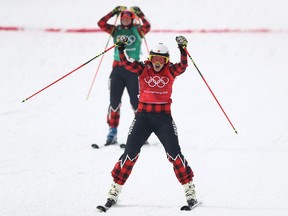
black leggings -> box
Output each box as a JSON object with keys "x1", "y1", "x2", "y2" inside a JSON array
[
  {"x1": 109, "y1": 65, "x2": 139, "y2": 111},
  {"x1": 124, "y1": 112, "x2": 181, "y2": 158}
]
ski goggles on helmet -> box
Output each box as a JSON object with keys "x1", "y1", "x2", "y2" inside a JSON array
[
  {"x1": 149, "y1": 55, "x2": 169, "y2": 64},
  {"x1": 121, "y1": 11, "x2": 135, "y2": 20}
]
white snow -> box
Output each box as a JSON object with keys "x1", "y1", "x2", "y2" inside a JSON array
[{"x1": 1, "y1": 0, "x2": 288, "y2": 215}]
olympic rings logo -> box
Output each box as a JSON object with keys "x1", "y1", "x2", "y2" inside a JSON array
[
  {"x1": 116, "y1": 35, "x2": 136, "y2": 46},
  {"x1": 144, "y1": 76, "x2": 169, "y2": 88}
]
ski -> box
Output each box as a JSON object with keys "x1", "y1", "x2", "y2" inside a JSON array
[
  {"x1": 97, "y1": 199, "x2": 201, "y2": 212},
  {"x1": 91, "y1": 143, "x2": 126, "y2": 149},
  {"x1": 96, "y1": 199, "x2": 115, "y2": 212},
  {"x1": 180, "y1": 200, "x2": 201, "y2": 211},
  {"x1": 96, "y1": 205, "x2": 107, "y2": 212},
  {"x1": 119, "y1": 143, "x2": 126, "y2": 148},
  {"x1": 91, "y1": 140, "x2": 156, "y2": 149},
  {"x1": 91, "y1": 143, "x2": 100, "y2": 149}
]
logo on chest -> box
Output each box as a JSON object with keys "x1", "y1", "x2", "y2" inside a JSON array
[
  {"x1": 144, "y1": 76, "x2": 169, "y2": 88},
  {"x1": 116, "y1": 35, "x2": 136, "y2": 45}
]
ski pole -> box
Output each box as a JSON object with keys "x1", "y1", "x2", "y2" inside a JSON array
[
  {"x1": 22, "y1": 43, "x2": 119, "y2": 103},
  {"x1": 86, "y1": 14, "x2": 120, "y2": 100},
  {"x1": 133, "y1": 13, "x2": 149, "y2": 54},
  {"x1": 142, "y1": 32, "x2": 149, "y2": 54},
  {"x1": 137, "y1": 24, "x2": 150, "y2": 54},
  {"x1": 184, "y1": 47, "x2": 238, "y2": 134}
]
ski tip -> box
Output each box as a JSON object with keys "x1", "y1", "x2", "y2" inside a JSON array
[
  {"x1": 91, "y1": 144, "x2": 99, "y2": 149},
  {"x1": 180, "y1": 200, "x2": 202, "y2": 211},
  {"x1": 119, "y1": 143, "x2": 126, "y2": 149},
  {"x1": 96, "y1": 205, "x2": 107, "y2": 212},
  {"x1": 180, "y1": 205, "x2": 192, "y2": 211}
]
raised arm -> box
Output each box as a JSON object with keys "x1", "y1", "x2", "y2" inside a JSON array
[
  {"x1": 97, "y1": 6, "x2": 126, "y2": 34},
  {"x1": 117, "y1": 36, "x2": 145, "y2": 74},
  {"x1": 170, "y1": 36, "x2": 189, "y2": 76},
  {"x1": 130, "y1": 6, "x2": 151, "y2": 36}
]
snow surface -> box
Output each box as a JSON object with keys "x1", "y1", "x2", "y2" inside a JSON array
[{"x1": 1, "y1": 0, "x2": 288, "y2": 215}]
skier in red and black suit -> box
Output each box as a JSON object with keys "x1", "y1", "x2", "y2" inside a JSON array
[
  {"x1": 103, "y1": 35, "x2": 197, "y2": 208},
  {"x1": 98, "y1": 6, "x2": 151, "y2": 145}
]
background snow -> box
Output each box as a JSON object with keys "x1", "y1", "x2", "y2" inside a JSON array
[{"x1": 1, "y1": 0, "x2": 288, "y2": 215}]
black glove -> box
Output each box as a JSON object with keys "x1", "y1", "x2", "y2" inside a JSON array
[
  {"x1": 112, "y1": 6, "x2": 127, "y2": 16},
  {"x1": 130, "y1": 6, "x2": 144, "y2": 17},
  {"x1": 117, "y1": 35, "x2": 128, "y2": 51},
  {"x1": 176, "y1": 35, "x2": 188, "y2": 49}
]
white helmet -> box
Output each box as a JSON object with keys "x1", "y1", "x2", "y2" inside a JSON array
[{"x1": 149, "y1": 43, "x2": 170, "y2": 57}]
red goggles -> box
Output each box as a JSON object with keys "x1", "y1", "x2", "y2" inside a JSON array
[
  {"x1": 149, "y1": 55, "x2": 169, "y2": 64},
  {"x1": 121, "y1": 11, "x2": 135, "y2": 19}
]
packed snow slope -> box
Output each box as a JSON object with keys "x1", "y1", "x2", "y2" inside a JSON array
[{"x1": 1, "y1": 0, "x2": 288, "y2": 216}]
